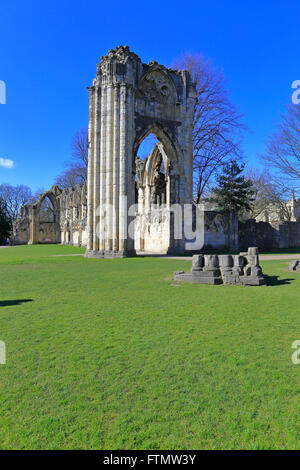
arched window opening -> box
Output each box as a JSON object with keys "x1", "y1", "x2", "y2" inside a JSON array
[
  {"x1": 152, "y1": 153, "x2": 166, "y2": 206},
  {"x1": 134, "y1": 133, "x2": 170, "y2": 207},
  {"x1": 134, "y1": 132, "x2": 171, "y2": 254},
  {"x1": 135, "y1": 133, "x2": 159, "y2": 204},
  {"x1": 35, "y1": 194, "x2": 60, "y2": 244},
  {"x1": 136, "y1": 133, "x2": 158, "y2": 160},
  {"x1": 39, "y1": 197, "x2": 55, "y2": 223}
]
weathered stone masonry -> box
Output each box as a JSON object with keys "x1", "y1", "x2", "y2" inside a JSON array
[
  {"x1": 13, "y1": 47, "x2": 241, "y2": 253},
  {"x1": 85, "y1": 45, "x2": 197, "y2": 258},
  {"x1": 14, "y1": 184, "x2": 87, "y2": 246}
]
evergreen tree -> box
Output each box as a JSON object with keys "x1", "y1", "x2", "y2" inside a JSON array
[
  {"x1": 210, "y1": 160, "x2": 255, "y2": 214},
  {"x1": 0, "y1": 198, "x2": 12, "y2": 245}
]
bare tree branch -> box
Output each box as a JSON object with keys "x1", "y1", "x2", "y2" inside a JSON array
[
  {"x1": 173, "y1": 53, "x2": 245, "y2": 203},
  {"x1": 261, "y1": 104, "x2": 300, "y2": 191},
  {"x1": 245, "y1": 168, "x2": 293, "y2": 221},
  {"x1": 0, "y1": 183, "x2": 32, "y2": 223},
  {"x1": 55, "y1": 127, "x2": 88, "y2": 189}
]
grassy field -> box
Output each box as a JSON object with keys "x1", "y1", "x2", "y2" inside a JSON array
[{"x1": 0, "y1": 245, "x2": 300, "y2": 449}]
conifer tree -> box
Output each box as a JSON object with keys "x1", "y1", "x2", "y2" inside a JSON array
[
  {"x1": 210, "y1": 160, "x2": 255, "y2": 214},
  {"x1": 0, "y1": 199, "x2": 12, "y2": 245}
]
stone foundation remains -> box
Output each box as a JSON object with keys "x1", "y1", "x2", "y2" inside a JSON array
[
  {"x1": 289, "y1": 260, "x2": 300, "y2": 271},
  {"x1": 174, "y1": 247, "x2": 265, "y2": 285}
]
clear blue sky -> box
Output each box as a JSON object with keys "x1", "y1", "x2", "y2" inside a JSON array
[{"x1": 0, "y1": 0, "x2": 298, "y2": 191}]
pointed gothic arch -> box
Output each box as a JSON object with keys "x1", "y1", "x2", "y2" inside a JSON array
[{"x1": 28, "y1": 186, "x2": 61, "y2": 244}]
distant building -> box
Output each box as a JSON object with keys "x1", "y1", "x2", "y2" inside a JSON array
[{"x1": 255, "y1": 191, "x2": 300, "y2": 224}]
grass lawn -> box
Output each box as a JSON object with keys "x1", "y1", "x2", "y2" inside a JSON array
[{"x1": 0, "y1": 245, "x2": 300, "y2": 449}]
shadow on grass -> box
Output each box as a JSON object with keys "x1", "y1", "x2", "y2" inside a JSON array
[
  {"x1": 264, "y1": 275, "x2": 295, "y2": 286},
  {"x1": 0, "y1": 299, "x2": 33, "y2": 307}
]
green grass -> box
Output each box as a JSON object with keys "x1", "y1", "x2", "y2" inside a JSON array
[
  {"x1": 0, "y1": 244, "x2": 85, "y2": 264},
  {"x1": 0, "y1": 245, "x2": 300, "y2": 449}
]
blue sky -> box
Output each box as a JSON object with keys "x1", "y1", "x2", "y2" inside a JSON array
[{"x1": 0, "y1": 0, "x2": 298, "y2": 191}]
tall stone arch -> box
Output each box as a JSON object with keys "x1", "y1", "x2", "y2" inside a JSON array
[
  {"x1": 28, "y1": 185, "x2": 61, "y2": 244},
  {"x1": 85, "y1": 46, "x2": 196, "y2": 258}
]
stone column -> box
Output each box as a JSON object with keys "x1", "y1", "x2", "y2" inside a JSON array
[
  {"x1": 126, "y1": 86, "x2": 135, "y2": 253},
  {"x1": 93, "y1": 86, "x2": 101, "y2": 251},
  {"x1": 86, "y1": 86, "x2": 95, "y2": 252},
  {"x1": 167, "y1": 172, "x2": 184, "y2": 255},
  {"x1": 119, "y1": 83, "x2": 127, "y2": 253},
  {"x1": 105, "y1": 84, "x2": 113, "y2": 252},
  {"x1": 99, "y1": 84, "x2": 107, "y2": 251},
  {"x1": 112, "y1": 84, "x2": 120, "y2": 251},
  {"x1": 28, "y1": 206, "x2": 39, "y2": 244}
]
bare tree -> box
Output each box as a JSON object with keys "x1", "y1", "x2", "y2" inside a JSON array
[
  {"x1": 173, "y1": 53, "x2": 244, "y2": 203},
  {"x1": 30, "y1": 187, "x2": 46, "y2": 204},
  {"x1": 0, "y1": 183, "x2": 32, "y2": 223},
  {"x1": 55, "y1": 127, "x2": 88, "y2": 189},
  {"x1": 245, "y1": 169, "x2": 293, "y2": 221},
  {"x1": 262, "y1": 104, "x2": 300, "y2": 192},
  {"x1": 0, "y1": 197, "x2": 12, "y2": 245}
]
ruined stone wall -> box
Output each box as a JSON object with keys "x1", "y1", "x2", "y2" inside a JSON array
[
  {"x1": 134, "y1": 143, "x2": 170, "y2": 253},
  {"x1": 279, "y1": 221, "x2": 300, "y2": 248},
  {"x1": 13, "y1": 206, "x2": 31, "y2": 244},
  {"x1": 239, "y1": 218, "x2": 300, "y2": 251},
  {"x1": 14, "y1": 184, "x2": 87, "y2": 246},
  {"x1": 135, "y1": 208, "x2": 170, "y2": 253},
  {"x1": 58, "y1": 184, "x2": 87, "y2": 246},
  {"x1": 202, "y1": 211, "x2": 238, "y2": 252},
  {"x1": 239, "y1": 219, "x2": 280, "y2": 251},
  {"x1": 37, "y1": 222, "x2": 60, "y2": 243}
]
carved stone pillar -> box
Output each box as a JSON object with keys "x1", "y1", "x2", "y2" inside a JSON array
[
  {"x1": 99, "y1": 84, "x2": 107, "y2": 252},
  {"x1": 112, "y1": 84, "x2": 120, "y2": 251},
  {"x1": 93, "y1": 86, "x2": 101, "y2": 251},
  {"x1": 86, "y1": 86, "x2": 95, "y2": 251},
  {"x1": 28, "y1": 206, "x2": 39, "y2": 245}
]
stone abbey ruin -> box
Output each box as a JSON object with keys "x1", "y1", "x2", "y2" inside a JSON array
[
  {"x1": 85, "y1": 45, "x2": 196, "y2": 257},
  {"x1": 15, "y1": 183, "x2": 87, "y2": 246},
  {"x1": 14, "y1": 46, "x2": 300, "y2": 255}
]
